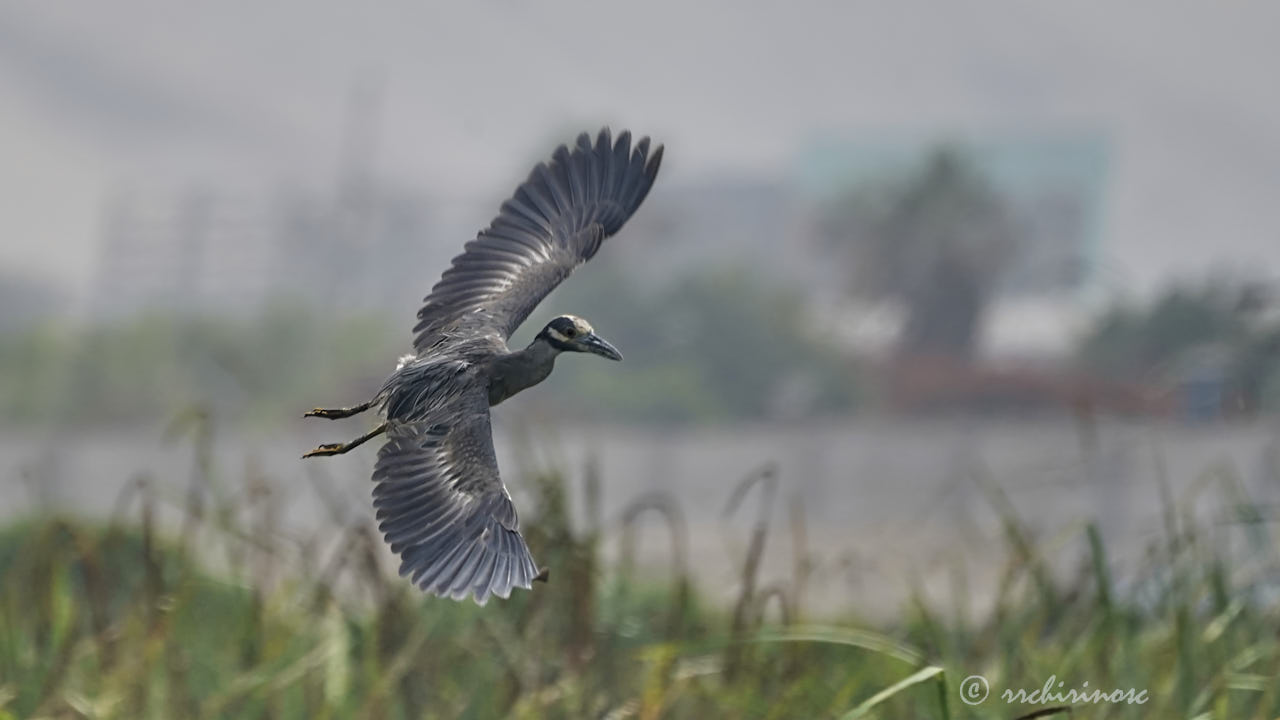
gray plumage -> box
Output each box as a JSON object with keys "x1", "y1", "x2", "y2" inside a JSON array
[{"x1": 304, "y1": 128, "x2": 663, "y2": 604}]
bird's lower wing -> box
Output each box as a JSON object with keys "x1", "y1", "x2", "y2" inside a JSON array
[{"x1": 371, "y1": 393, "x2": 538, "y2": 604}]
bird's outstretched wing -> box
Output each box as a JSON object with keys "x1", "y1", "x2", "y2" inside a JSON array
[
  {"x1": 412, "y1": 128, "x2": 663, "y2": 351},
  {"x1": 372, "y1": 388, "x2": 538, "y2": 604}
]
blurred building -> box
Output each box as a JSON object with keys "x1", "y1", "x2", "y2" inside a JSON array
[
  {"x1": 615, "y1": 177, "x2": 819, "y2": 290},
  {"x1": 87, "y1": 183, "x2": 439, "y2": 320},
  {"x1": 0, "y1": 273, "x2": 69, "y2": 330},
  {"x1": 81, "y1": 131, "x2": 1110, "y2": 339},
  {"x1": 794, "y1": 132, "x2": 1109, "y2": 297}
]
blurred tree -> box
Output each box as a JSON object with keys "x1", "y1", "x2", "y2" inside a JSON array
[
  {"x1": 530, "y1": 260, "x2": 861, "y2": 423},
  {"x1": 821, "y1": 147, "x2": 1018, "y2": 361},
  {"x1": 1078, "y1": 283, "x2": 1241, "y2": 380},
  {"x1": 0, "y1": 305, "x2": 401, "y2": 427},
  {"x1": 1078, "y1": 278, "x2": 1280, "y2": 415},
  {"x1": 0, "y1": 269, "x2": 860, "y2": 427}
]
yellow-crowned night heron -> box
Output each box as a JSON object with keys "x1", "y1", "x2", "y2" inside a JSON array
[{"x1": 303, "y1": 129, "x2": 663, "y2": 604}]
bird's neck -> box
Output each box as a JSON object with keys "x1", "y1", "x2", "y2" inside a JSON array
[{"x1": 487, "y1": 337, "x2": 561, "y2": 406}]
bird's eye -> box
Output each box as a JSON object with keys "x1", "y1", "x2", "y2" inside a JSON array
[{"x1": 563, "y1": 327, "x2": 577, "y2": 338}]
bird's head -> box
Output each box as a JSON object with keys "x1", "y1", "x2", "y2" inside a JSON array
[{"x1": 536, "y1": 315, "x2": 623, "y2": 361}]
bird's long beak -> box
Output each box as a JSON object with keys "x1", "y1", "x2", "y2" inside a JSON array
[{"x1": 580, "y1": 332, "x2": 623, "y2": 361}]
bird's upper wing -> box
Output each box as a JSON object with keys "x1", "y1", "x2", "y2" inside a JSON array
[
  {"x1": 372, "y1": 386, "x2": 538, "y2": 604},
  {"x1": 412, "y1": 128, "x2": 663, "y2": 351}
]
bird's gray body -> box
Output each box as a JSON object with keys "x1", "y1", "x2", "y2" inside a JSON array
[
  {"x1": 377, "y1": 331, "x2": 557, "y2": 420},
  {"x1": 305, "y1": 129, "x2": 662, "y2": 604}
]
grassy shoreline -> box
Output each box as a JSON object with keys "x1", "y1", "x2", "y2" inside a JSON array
[{"x1": 3, "y1": 450, "x2": 1278, "y2": 719}]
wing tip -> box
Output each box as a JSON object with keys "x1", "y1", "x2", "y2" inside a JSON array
[
  {"x1": 646, "y1": 143, "x2": 665, "y2": 179},
  {"x1": 390, "y1": 522, "x2": 540, "y2": 605}
]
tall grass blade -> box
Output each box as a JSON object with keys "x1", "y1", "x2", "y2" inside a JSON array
[{"x1": 838, "y1": 665, "x2": 943, "y2": 720}]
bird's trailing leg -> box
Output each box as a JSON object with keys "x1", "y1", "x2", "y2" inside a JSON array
[
  {"x1": 304, "y1": 400, "x2": 373, "y2": 420},
  {"x1": 303, "y1": 422, "x2": 387, "y2": 459}
]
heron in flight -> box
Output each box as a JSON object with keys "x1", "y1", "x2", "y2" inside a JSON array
[{"x1": 303, "y1": 129, "x2": 663, "y2": 604}]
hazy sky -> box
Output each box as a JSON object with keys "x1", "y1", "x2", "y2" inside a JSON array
[{"x1": 3, "y1": 1, "x2": 1278, "y2": 299}]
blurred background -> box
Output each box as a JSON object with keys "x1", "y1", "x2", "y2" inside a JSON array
[{"x1": 3, "y1": 2, "x2": 1280, "y2": 717}]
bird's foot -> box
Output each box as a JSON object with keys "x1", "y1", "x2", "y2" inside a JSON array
[
  {"x1": 302, "y1": 443, "x2": 348, "y2": 458},
  {"x1": 300, "y1": 422, "x2": 386, "y2": 460},
  {"x1": 304, "y1": 401, "x2": 372, "y2": 420},
  {"x1": 534, "y1": 567, "x2": 551, "y2": 584}
]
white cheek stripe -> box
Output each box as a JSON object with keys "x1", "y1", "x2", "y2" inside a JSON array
[{"x1": 547, "y1": 328, "x2": 570, "y2": 343}]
